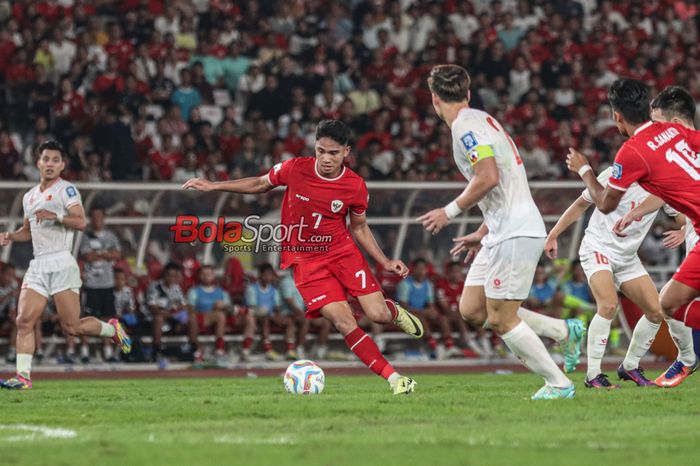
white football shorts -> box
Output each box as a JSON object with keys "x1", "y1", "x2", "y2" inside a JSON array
[
  {"x1": 22, "y1": 250, "x2": 82, "y2": 298},
  {"x1": 464, "y1": 236, "x2": 545, "y2": 300}
]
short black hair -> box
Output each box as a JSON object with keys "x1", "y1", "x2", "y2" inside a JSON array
[
  {"x1": 37, "y1": 139, "x2": 67, "y2": 159},
  {"x1": 412, "y1": 258, "x2": 427, "y2": 267},
  {"x1": 651, "y1": 85, "x2": 696, "y2": 123},
  {"x1": 446, "y1": 261, "x2": 461, "y2": 269},
  {"x1": 428, "y1": 65, "x2": 471, "y2": 102},
  {"x1": 90, "y1": 206, "x2": 105, "y2": 215},
  {"x1": 258, "y1": 263, "x2": 275, "y2": 275},
  {"x1": 163, "y1": 262, "x2": 182, "y2": 275},
  {"x1": 608, "y1": 79, "x2": 651, "y2": 125},
  {"x1": 316, "y1": 120, "x2": 352, "y2": 146}
]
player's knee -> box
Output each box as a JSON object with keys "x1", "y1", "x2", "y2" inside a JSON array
[
  {"x1": 596, "y1": 302, "x2": 618, "y2": 319},
  {"x1": 15, "y1": 312, "x2": 36, "y2": 331},
  {"x1": 459, "y1": 303, "x2": 485, "y2": 327},
  {"x1": 62, "y1": 321, "x2": 80, "y2": 336},
  {"x1": 645, "y1": 307, "x2": 664, "y2": 324}
]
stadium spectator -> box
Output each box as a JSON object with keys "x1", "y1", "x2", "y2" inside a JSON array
[
  {"x1": 0, "y1": 263, "x2": 19, "y2": 363},
  {"x1": 187, "y1": 265, "x2": 232, "y2": 363},
  {"x1": 435, "y1": 261, "x2": 474, "y2": 358},
  {"x1": 79, "y1": 206, "x2": 122, "y2": 363},
  {"x1": 146, "y1": 262, "x2": 190, "y2": 362},
  {"x1": 279, "y1": 272, "x2": 331, "y2": 360},
  {"x1": 244, "y1": 263, "x2": 295, "y2": 361},
  {"x1": 396, "y1": 258, "x2": 443, "y2": 358}
]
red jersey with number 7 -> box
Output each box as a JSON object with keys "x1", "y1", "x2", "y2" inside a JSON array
[
  {"x1": 266, "y1": 157, "x2": 368, "y2": 269},
  {"x1": 607, "y1": 121, "x2": 700, "y2": 233}
]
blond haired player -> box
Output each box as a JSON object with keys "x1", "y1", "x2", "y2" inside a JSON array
[
  {"x1": 418, "y1": 64, "x2": 576, "y2": 400},
  {"x1": 0, "y1": 141, "x2": 131, "y2": 390}
]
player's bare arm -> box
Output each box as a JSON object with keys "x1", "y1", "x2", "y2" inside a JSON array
[
  {"x1": 0, "y1": 217, "x2": 31, "y2": 246},
  {"x1": 544, "y1": 196, "x2": 591, "y2": 259},
  {"x1": 613, "y1": 195, "x2": 665, "y2": 236},
  {"x1": 417, "y1": 157, "x2": 499, "y2": 234},
  {"x1": 450, "y1": 222, "x2": 488, "y2": 265},
  {"x1": 566, "y1": 148, "x2": 623, "y2": 214},
  {"x1": 349, "y1": 212, "x2": 408, "y2": 277},
  {"x1": 182, "y1": 175, "x2": 274, "y2": 194}
]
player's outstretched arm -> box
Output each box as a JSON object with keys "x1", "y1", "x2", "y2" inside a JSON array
[
  {"x1": 566, "y1": 148, "x2": 623, "y2": 213},
  {"x1": 0, "y1": 217, "x2": 31, "y2": 246},
  {"x1": 417, "y1": 157, "x2": 499, "y2": 235},
  {"x1": 544, "y1": 196, "x2": 591, "y2": 259},
  {"x1": 613, "y1": 195, "x2": 665, "y2": 237},
  {"x1": 182, "y1": 175, "x2": 275, "y2": 194},
  {"x1": 349, "y1": 212, "x2": 408, "y2": 277}
]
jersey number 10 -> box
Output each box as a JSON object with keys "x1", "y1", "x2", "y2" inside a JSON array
[{"x1": 666, "y1": 139, "x2": 700, "y2": 180}]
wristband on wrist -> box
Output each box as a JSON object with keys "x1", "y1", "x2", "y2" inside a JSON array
[
  {"x1": 444, "y1": 200, "x2": 463, "y2": 220},
  {"x1": 578, "y1": 164, "x2": 592, "y2": 177},
  {"x1": 56, "y1": 212, "x2": 64, "y2": 223}
]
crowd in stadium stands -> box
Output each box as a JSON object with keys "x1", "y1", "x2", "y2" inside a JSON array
[
  {"x1": 1, "y1": 0, "x2": 697, "y2": 360},
  {"x1": 0, "y1": 0, "x2": 699, "y2": 184}
]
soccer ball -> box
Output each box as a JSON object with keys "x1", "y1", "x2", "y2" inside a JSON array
[{"x1": 283, "y1": 360, "x2": 325, "y2": 395}]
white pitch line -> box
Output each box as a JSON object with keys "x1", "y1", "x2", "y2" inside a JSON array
[
  {"x1": 0, "y1": 424, "x2": 77, "y2": 441},
  {"x1": 213, "y1": 435, "x2": 296, "y2": 445}
]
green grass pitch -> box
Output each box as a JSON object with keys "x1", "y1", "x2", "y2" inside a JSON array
[{"x1": 1, "y1": 373, "x2": 699, "y2": 466}]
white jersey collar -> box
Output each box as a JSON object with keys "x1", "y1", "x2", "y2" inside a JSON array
[{"x1": 634, "y1": 121, "x2": 653, "y2": 135}]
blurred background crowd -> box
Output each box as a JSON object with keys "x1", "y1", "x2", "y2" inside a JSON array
[
  {"x1": 0, "y1": 0, "x2": 699, "y2": 183},
  {"x1": 1, "y1": 0, "x2": 698, "y2": 362}
]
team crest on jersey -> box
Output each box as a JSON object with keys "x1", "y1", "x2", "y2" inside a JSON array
[
  {"x1": 460, "y1": 131, "x2": 479, "y2": 151},
  {"x1": 45, "y1": 194, "x2": 52, "y2": 201},
  {"x1": 273, "y1": 163, "x2": 282, "y2": 174},
  {"x1": 612, "y1": 163, "x2": 623, "y2": 180},
  {"x1": 331, "y1": 200, "x2": 343, "y2": 213},
  {"x1": 66, "y1": 186, "x2": 77, "y2": 198}
]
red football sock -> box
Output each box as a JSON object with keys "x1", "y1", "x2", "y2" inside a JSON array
[
  {"x1": 243, "y1": 337, "x2": 253, "y2": 350},
  {"x1": 384, "y1": 299, "x2": 399, "y2": 320},
  {"x1": 444, "y1": 335, "x2": 454, "y2": 349},
  {"x1": 215, "y1": 337, "x2": 225, "y2": 351},
  {"x1": 343, "y1": 327, "x2": 395, "y2": 379},
  {"x1": 675, "y1": 299, "x2": 700, "y2": 329},
  {"x1": 428, "y1": 337, "x2": 438, "y2": 351},
  {"x1": 286, "y1": 340, "x2": 295, "y2": 351},
  {"x1": 263, "y1": 340, "x2": 272, "y2": 352}
]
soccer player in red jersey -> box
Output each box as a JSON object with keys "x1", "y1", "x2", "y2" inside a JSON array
[
  {"x1": 183, "y1": 120, "x2": 422, "y2": 394},
  {"x1": 567, "y1": 79, "x2": 700, "y2": 365}
]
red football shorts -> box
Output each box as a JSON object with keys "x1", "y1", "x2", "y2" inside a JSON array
[
  {"x1": 673, "y1": 244, "x2": 700, "y2": 291},
  {"x1": 292, "y1": 245, "x2": 381, "y2": 318}
]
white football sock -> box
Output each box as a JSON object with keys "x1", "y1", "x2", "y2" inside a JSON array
[
  {"x1": 500, "y1": 321, "x2": 571, "y2": 388},
  {"x1": 81, "y1": 344, "x2": 90, "y2": 358},
  {"x1": 387, "y1": 372, "x2": 400, "y2": 387},
  {"x1": 517, "y1": 308, "x2": 568, "y2": 342},
  {"x1": 17, "y1": 353, "x2": 32, "y2": 379},
  {"x1": 666, "y1": 318, "x2": 697, "y2": 366},
  {"x1": 99, "y1": 321, "x2": 116, "y2": 338},
  {"x1": 622, "y1": 316, "x2": 660, "y2": 370},
  {"x1": 587, "y1": 314, "x2": 612, "y2": 380},
  {"x1": 103, "y1": 344, "x2": 114, "y2": 359}
]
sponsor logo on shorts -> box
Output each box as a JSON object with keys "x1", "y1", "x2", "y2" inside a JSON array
[
  {"x1": 493, "y1": 278, "x2": 502, "y2": 288},
  {"x1": 308, "y1": 294, "x2": 327, "y2": 306},
  {"x1": 295, "y1": 194, "x2": 310, "y2": 202}
]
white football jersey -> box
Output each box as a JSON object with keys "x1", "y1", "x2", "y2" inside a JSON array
[
  {"x1": 665, "y1": 206, "x2": 700, "y2": 253},
  {"x1": 451, "y1": 108, "x2": 546, "y2": 246},
  {"x1": 686, "y1": 217, "x2": 699, "y2": 252},
  {"x1": 22, "y1": 179, "x2": 83, "y2": 257},
  {"x1": 580, "y1": 167, "x2": 659, "y2": 260}
]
